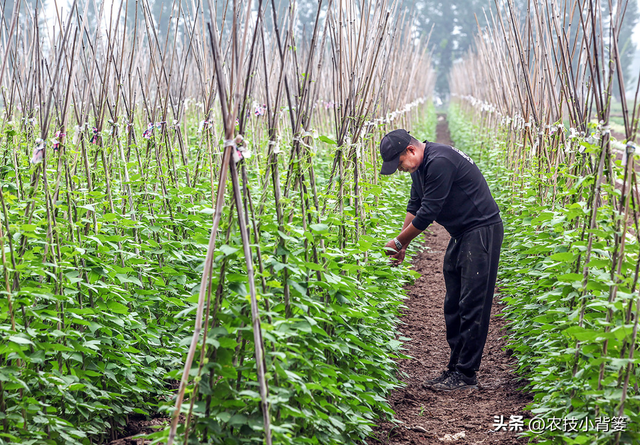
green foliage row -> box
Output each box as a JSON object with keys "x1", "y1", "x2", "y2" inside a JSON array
[
  {"x1": 0, "y1": 103, "x2": 436, "y2": 444},
  {"x1": 448, "y1": 104, "x2": 639, "y2": 444}
]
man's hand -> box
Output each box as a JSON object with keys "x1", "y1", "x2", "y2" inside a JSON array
[
  {"x1": 384, "y1": 239, "x2": 406, "y2": 266},
  {"x1": 390, "y1": 248, "x2": 406, "y2": 266},
  {"x1": 384, "y1": 239, "x2": 398, "y2": 256}
]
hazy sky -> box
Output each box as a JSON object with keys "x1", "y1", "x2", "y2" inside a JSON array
[{"x1": 635, "y1": 0, "x2": 640, "y2": 45}]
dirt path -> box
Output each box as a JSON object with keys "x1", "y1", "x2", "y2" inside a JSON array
[{"x1": 368, "y1": 115, "x2": 532, "y2": 445}]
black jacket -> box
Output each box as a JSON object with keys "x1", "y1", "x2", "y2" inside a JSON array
[{"x1": 407, "y1": 141, "x2": 501, "y2": 238}]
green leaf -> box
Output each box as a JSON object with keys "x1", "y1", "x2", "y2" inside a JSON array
[
  {"x1": 549, "y1": 252, "x2": 575, "y2": 262},
  {"x1": 319, "y1": 135, "x2": 337, "y2": 145},
  {"x1": 219, "y1": 245, "x2": 239, "y2": 256},
  {"x1": 557, "y1": 273, "x2": 583, "y2": 282},
  {"x1": 218, "y1": 337, "x2": 237, "y2": 349},
  {"x1": 8, "y1": 336, "x2": 34, "y2": 346},
  {"x1": 228, "y1": 414, "x2": 248, "y2": 426},
  {"x1": 115, "y1": 274, "x2": 143, "y2": 286},
  {"x1": 304, "y1": 261, "x2": 324, "y2": 271},
  {"x1": 289, "y1": 280, "x2": 308, "y2": 296},
  {"x1": 310, "y1": 223, "x2": 329, "y2": 233},
  {"x1": 107, "y1": 301, "x2": 129, "y2": 314},
  {"x1": 102, "y1": 213, "x2": 119, "y2": 222},
  {"x1": 564, "y1": 326, "x2": 599, "y2": 341}
]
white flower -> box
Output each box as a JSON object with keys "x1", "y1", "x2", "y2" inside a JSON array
[{"x1": 30, "y1": 139, "x2": 45, "y2": 164}]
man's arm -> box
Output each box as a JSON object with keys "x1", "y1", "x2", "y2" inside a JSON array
[
  {"x1": 402, "y1": 212, "x2": 415, "y2": 231},
  {"x1": 397, "y1": 220, "x2": 423, "y2": 247},
  {"x1": 385, "y1": 216, "x2": 423, "y2": 261},
  {"x1": 386, "y1": 158, "x2": 456, "y2": 262},
  {"x1": 384, "y1": 212, "x2": 419, "y2": 265}
]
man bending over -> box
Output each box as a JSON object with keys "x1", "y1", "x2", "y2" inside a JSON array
[{"x1": 380, "y1": 128, "x2": 503, "y2": 391}]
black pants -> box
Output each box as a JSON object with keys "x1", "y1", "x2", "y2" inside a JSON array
[{"x1": 443, "y1": 221, "x2": 503, "y2": 377}]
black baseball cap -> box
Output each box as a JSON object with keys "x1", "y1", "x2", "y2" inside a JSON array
[{"x1": 379, "y1": 129, "x2": 412, "y2": 175}]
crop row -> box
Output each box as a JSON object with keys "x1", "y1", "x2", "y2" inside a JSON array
[{"x1": 0, "y1": 1, "x2": 436, "y2": 443}]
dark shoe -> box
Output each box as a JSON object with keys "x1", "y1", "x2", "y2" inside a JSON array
[
  {"x1": 422, "y1": 370, "x2": 453, "y2": 389},
  {"x1": 430, "y1": 370, "x2": 478, "y2": 391}
]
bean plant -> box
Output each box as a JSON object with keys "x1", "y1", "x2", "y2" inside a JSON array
[
  {"x1": 449, "y1": 105, "x2": 639, "y2": 444},
  {"x1": 0, "y1": 0, "x2": 437, "y2": 443},
  {"x1": 448, "y1": 1, "x2": 640, "y2": 442}
]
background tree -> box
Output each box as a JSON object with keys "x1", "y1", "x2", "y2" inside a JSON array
[
  {"x1": 404, "y1": 0, "x2": 496, "y2": 98},
  {"x1": 401, "y1": 0, "x2": 638, "y2": 101},
  {"x1": 611, "y1": 0, "x2": 640, "y2": 99}
]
